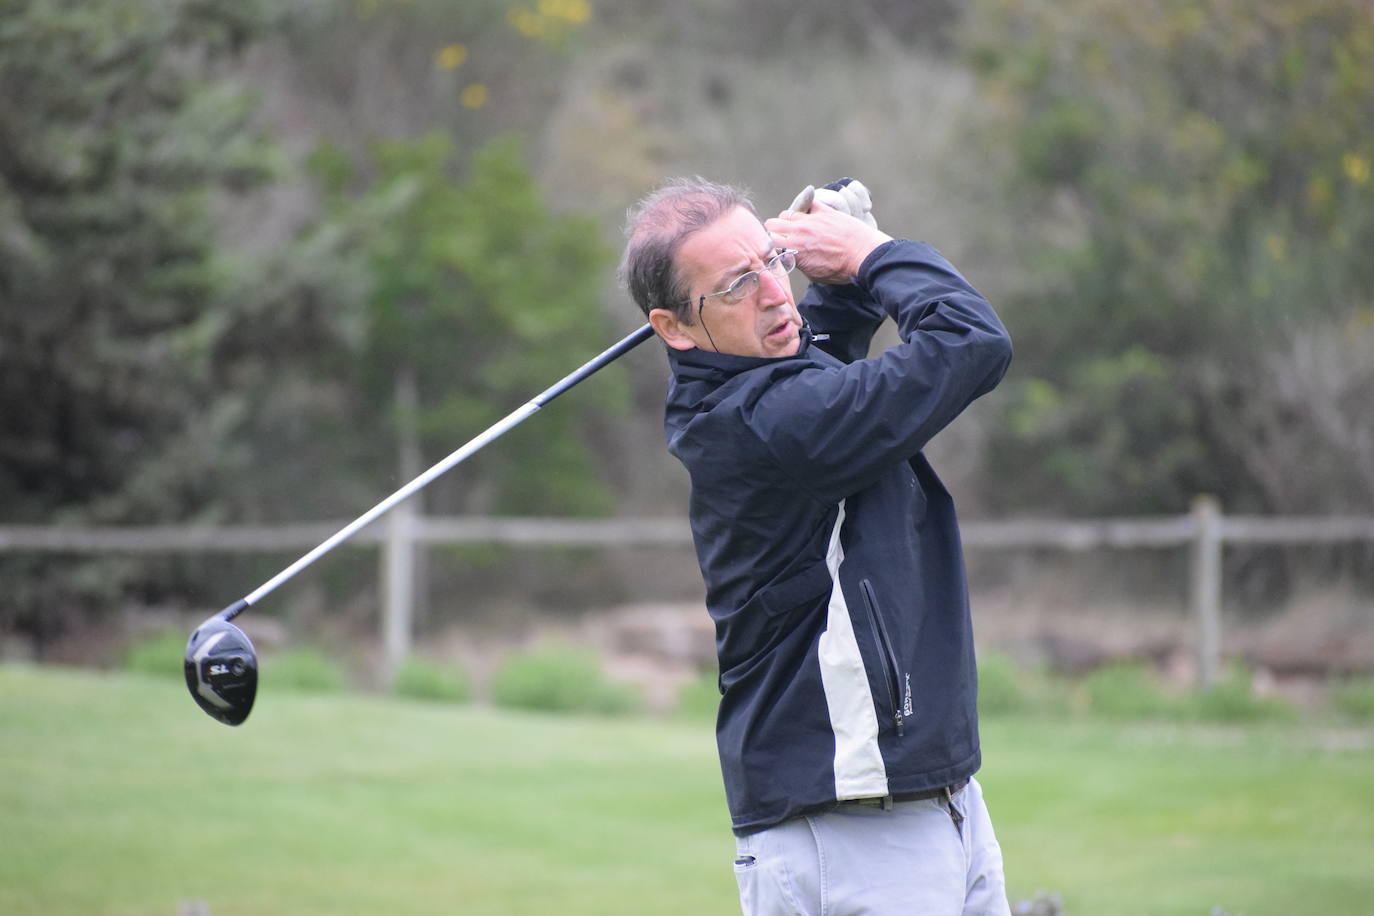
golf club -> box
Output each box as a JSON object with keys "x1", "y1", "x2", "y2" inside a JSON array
[{"x1": 185, "y1": 322, "x2": 656, "y2": 725}]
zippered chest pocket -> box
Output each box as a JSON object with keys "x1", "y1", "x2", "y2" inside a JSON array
[{"x1": 859, "y1": 579, "x2": 911, "y2": 737}]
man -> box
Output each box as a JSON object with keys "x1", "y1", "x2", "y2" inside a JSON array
[{"x1": 619, "y1": 177, "x2": 1014, "y2": 915}]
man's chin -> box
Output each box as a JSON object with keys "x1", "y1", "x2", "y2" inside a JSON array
[{"x1": 767, "y1": 332, "x2": 802, "y2": 357}]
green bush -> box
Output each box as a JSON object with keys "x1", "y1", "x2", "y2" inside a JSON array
[
  {"x1": 123, "y1": 629, "x2": 188, "y2": 679},
  {"x1": 1182, "y1": 664, "x2": 1297, "y2": 724},
  {"x1": 491, "y1": 646, "x2": 640, "y2": 716},
  {"x1": 980, "y1": 653, "x2": 1075, "y2": 718},
  {"x1": 674, "y1": 670, "x2": 722, "y2": 720},
  {"x1": 391, "y1": 657, "x2": 470, "y2": 704},
  {"x1": 978, "y1": 652, "x2": 1034, "y2": 716},
  {"x1": 1330, "y1": 678, "x2": 1374, "y2": 721},
  {"x1": 263, "y1": 648, "x2": 348, "y2": 693},
  {"x1": 1082, "y1": 663, "x2": 1177, "y2": 719}
]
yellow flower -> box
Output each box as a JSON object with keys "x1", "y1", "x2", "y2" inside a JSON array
[
  {"x1": 508, "y1": 8, "x2": 544, "y2": 37},
  {"x1": 1343, "y1": 153, "x2": 1370, "y2": 185},
  {"x1": 435, "y1": 43, "x2": 468, "y2": 70},
  {"x1": 461, "y1": 83, "x2": 489, "y2": 109},
  {"x1": 540, "y1": 0, "x2": 591, "y2": 22}
]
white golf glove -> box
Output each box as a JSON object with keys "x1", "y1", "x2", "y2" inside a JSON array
[{"x1": 788, "y1": 178, "x2": 877, "y2": 228}]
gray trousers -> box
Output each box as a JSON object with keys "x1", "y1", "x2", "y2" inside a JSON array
[{"x1": 732, "y1": 777, "x2": 1010, "y2": 916}]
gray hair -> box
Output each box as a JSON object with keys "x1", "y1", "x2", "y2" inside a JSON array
[{"x1": 618, "y1": 177, "x2": 755, "y2": 322}]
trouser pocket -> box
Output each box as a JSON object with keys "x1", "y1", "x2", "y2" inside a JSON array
[
  {"x1": 731, "y1": 820, "x2": 819, "y2": 916},
  {"x1": 732, "y1": 837, "x2": 759, "y2": 912}
]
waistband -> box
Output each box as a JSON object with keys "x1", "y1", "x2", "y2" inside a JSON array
[{"x1": 801, "y1": 778, "x2": 970, "y2": 817}]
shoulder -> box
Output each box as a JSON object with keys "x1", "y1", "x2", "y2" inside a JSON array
[{"x1": 669, "y1": 352, "x2": 838, "y2": 461}]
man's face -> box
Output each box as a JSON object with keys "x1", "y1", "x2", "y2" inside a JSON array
[{"x1": 667, "y1": 206, "x2": 803, "y2": 358}]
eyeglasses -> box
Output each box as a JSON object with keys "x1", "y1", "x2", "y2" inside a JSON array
[{"x1": 697, "y1": 248, "x2": 798, "y2": 309}]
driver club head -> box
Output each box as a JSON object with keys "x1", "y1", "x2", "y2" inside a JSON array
[{"x1": 184, "y1": 614, "x2": 258, "y2": 726}]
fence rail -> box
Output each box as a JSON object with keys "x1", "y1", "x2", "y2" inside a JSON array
[
  {"x1": 0, "y1": 523, "x2": 369, "y2": 552},
  {"x1": 962, "y1": 516, "x2": 1198, "y2": 550},
  {"x1": 3, "y1": 497, "x2": 1372, "y2": 686},
  {"x1": 0, "y1": 517, "x2": 696, "y2": 552}
]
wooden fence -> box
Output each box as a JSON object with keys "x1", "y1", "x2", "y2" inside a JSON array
[{"x1": 3, "y1": 495, "x2": 1373, "y2": 686}]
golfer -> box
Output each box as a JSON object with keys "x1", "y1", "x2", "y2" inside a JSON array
[{"x1": 620, "y1": 177, "x2": 1014, "y2": 915}]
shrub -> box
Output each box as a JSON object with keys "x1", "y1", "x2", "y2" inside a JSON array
[
  {"x1": 123, "y1": 629, "x2": 189, "y2": 679},
  {"x1": 1330, "y1": 677, "x2": 1374, "y2": 721},
  {"x1": 490, "y1": 646, "x2": 640, "y2": 716},
  {"x1": 1182, "y1": 664, "x2": 1297, "y2": 723},
  {"x1": 391, "y1": 657, "x2": 470, "y2": 704},
  {"x1": 675, "y1": 670, "x2": 722, "y2": 720},
  {"x1": 1082, "y1": 663, "x2": 1177, "y2": 719},
  {"x1": 979, "y1": 653, "x2": 1075, "y2": 718},
  {"x1": 264, "y1": 647, "x2": 348, "y2": 693},
  {"x1": 978, "y1": 652, "x2": 1035, "y2": 716}
]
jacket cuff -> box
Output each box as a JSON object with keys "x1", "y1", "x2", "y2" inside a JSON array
[{"x1": 855, "y1": 238, "x2": 919, "y2": 284}]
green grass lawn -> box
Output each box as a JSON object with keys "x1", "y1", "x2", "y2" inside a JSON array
[{"x1": 2, "y1": 664, "x2": 1372, "y2": 915}]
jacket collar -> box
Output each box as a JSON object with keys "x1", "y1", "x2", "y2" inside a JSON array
[{"x1": 666, "y1": 324, "x2": 820, "y2": 385}]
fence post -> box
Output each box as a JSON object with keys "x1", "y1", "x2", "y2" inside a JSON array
[
  {"x1": 1190, "y1": 494, "x2": 1222, "y2": 689},
  {"x1": 382, "y1": 499, "x2": 417, "y2": 683}
]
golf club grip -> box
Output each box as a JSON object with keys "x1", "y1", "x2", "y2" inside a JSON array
[{"x1": 236, "y1": 322, "x2": 655, "y2": 610}]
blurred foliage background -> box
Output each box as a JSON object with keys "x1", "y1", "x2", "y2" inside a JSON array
[{"x1": 2, "y1": 0, "x2": 1372, "y2": 659}]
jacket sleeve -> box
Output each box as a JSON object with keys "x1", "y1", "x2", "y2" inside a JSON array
[
  {"x1": 745, "y1": 239, "x2": 1012, "y2": 504},
  {"x1": 797, "y1": 282, "x2": 886, "y2": 364}
]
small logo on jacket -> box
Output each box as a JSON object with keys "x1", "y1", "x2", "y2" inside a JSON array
[{"x1": 902, "y1": 673, "x2": 914, "y2": 718}]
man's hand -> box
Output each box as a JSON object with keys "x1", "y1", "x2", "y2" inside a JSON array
[{"x1": 768, "y1": 179, "x2": 892, "y2": 284}]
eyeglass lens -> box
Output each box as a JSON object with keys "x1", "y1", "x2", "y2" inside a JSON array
[{"x1": 722, "y1": 250, "x2": 795, "y2": 303}]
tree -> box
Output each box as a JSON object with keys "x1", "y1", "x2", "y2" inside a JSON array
[
  {"x1": 0, "y1": 0, "x2": 632, "y2": 656},
  {"x1": 0, "y1": 0, "x2": 276, "y2": 524},
  {"x1": 962, "y1": 0, "x2": 1374, "y2": 515},
  {"x1": 308, "y1": 132, "x2": 618, "y2": 517},
  {"x1": 0, "y1": 0, "x2": 288, "y2": 646}
]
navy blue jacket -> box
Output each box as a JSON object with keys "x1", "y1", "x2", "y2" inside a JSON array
[{"x1": 662, "y1": 239, "x2": 1012, "y2": 835}]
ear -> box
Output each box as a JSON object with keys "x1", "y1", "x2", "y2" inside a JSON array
[{"x1": 649, "y1": 307, "x2": 700, "y2": 351}]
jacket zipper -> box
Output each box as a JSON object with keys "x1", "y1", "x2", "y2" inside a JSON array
[{"x1": 859, "y1": 579, "x2": 905, "y2": 737}]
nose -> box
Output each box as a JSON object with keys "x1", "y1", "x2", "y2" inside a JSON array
[{"x1": 755, "y1": 266, "x2": 792, "y2": 306}]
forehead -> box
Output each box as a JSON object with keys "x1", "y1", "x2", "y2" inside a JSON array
[{"x1": 675, "y1": 206, "x2": 772, "y2": 289}]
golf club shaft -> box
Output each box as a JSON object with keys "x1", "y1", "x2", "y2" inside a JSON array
[{"x1": 220, "y1": 322, "x2": 655, "y2": 622}]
